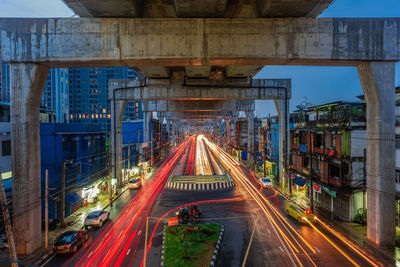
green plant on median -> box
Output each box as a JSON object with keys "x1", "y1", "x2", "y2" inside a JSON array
[{"x1": 164, "y1": 224, "x2": 222, "y2": 267}]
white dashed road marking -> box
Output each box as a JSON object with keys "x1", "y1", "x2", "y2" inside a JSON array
[
  {"x1": 279, "y1": 246, "x2": 284, "y2": 252},
  {"x1": 314, "y1": 246, "x2": 320, "y2": 253},
  {"x1": 126, "y1": 249, "x2": 131, "y2": 256}
]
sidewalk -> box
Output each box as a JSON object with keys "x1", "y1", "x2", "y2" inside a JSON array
[{"x1": 16, "y1": 185, "x2": 128, "y2": 266}]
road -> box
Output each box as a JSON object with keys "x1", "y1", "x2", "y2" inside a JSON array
[
  {"x1": 45, "y1": 135, "x2": 383, "y2": 267},
  {"x1": 45, "y1": 138, "x2": 191, "y2": 267}
]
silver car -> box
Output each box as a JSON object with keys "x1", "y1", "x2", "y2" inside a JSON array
[{"x1": 84, "y1": 210, "x2": 110, "y2": 229}]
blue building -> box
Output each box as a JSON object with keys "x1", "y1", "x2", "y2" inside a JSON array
[
  {"x1": 68, "y1": 67, "x2": 142, "y2": 134},
  {"x1": 41, "y1": 68, "x2": 70, "y2": 123},
  {"x1": 261, "y1": 114, "x2": 295, "y2": 176},
  {"x1": 40, "y1": 123, "x2": 107, "y2": 219},
  {"x1": 122, "y1": 120, "x2": 144, "y2": 168}
]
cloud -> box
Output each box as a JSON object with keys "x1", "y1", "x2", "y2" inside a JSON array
[{"x1": 0, "y1": 0, "x2": 74, "y2": 17}]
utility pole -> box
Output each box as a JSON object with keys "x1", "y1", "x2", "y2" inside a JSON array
[
  {"x1": 60, "y1": 161, "x2": 66, "y2": 228},
  {"x1": 0, "y1": 171, "x2": 18, "y2": 267},
  {"x1": 309, "y1": 136, "x2": 314, "y2": 213},
  {"x1": 108, "y1": 135, "x2": 113, "y2": 207},
  {"x1": 128, "y1": 141, "x2": 131, "y2": 171},
  {"x1": 45, "y1": 169, "x2": 49, "y2": 250}
]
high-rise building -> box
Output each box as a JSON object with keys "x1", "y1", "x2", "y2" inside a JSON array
[
  {"x1": 41, "y1": 68, "x2": 70, "y2": 123},
  {"x1": 68, "y1": 67, "x2": 141, "y2": 134}
]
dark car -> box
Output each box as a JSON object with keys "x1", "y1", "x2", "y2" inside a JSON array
[{"x1": 53, "y1": 230, "x2": 88, "y2": 254}]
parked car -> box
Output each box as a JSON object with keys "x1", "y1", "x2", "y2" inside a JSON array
[
  {"x1": 284, "y1": 204, "x2": 314, "y2": 224},
  {"x1": 259, "y1": 177, "x2": 273, "y2": 187},
  {"x1": 84, "y1": 210, "x2": 110, "y2": 229},
  {"x1": 128, "y1": 178, "x2": 142, "y2": 189},
  {"x1": 53, "y1": 230, "x2": 88, "y2": 254}
]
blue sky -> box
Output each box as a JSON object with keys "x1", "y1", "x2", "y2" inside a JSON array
[{"x1": 0, "y1": 0, "x2": 399, "y2": 116}]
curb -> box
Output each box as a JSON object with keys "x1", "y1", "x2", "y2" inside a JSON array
[
  {"x1": 34, "y1": 250, "x2": 54, "y2": 266},
  {"x1": 35, "y1": 187, "x2": 128, "y2": 266},
  {"x1": 160, "y1": 225, "x2": 166, "y2": 267},
  {"x1": 165, "y1": 181, "x2": 235, "y2": 191},
  {"x1": 210, "y1": 225, "x2": 224, "y2": 267},
  {"x1": 103, "y1": 187, "x2": 128, "y2": 210}
]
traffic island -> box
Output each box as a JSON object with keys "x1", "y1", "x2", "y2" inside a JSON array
[
  {"x1": 162, "y1": 224, "x2": 224, "y2": 267},
  {"x1": 165, "y1": 175, "x2": 235, "y2": 191}
]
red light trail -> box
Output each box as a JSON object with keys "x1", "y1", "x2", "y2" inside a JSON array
[{"x1": 65, "y1": 138, "x2": 191, "y2": 267}]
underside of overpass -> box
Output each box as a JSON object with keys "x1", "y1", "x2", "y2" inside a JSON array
[{"x1": 0, "y1": 0, "x2": 398, "y2": 254}]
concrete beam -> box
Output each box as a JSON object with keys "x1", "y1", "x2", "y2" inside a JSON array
[
  {"x1": 158, "y1": 111, "x2": 239, "y2": 118},
  {"x1": 1, "y1": 18, "x2": 400, "y2": 66},
  {"x1": 357, "y1": 62, "x2": 396, "y2": 247},
  {"x1": 109, "y1": 79, "x2": 291, "y2": 101},
  {"x1": 143, "y1": 100, "x2": 255, "y2": 112}
]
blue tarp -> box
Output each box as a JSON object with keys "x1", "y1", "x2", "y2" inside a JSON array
[
  {"x1": 65, "y1": 192, "x2": 82, "y2": 206},
  {"x1": 299, "y1": 144, "x2": 307, "y2": 152},
  {"x1": 293, "y1": 176, "x2": 307, "y2": 187}
]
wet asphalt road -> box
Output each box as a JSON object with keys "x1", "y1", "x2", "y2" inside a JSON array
[{"x1": 43, "y1": 138, "x2": 385, "y2": 267}]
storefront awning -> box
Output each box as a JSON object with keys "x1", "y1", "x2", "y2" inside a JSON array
[
  {"x1": 293, "y1": 176, "x2": 307, "y2": 187},
  {"x1": 65, "y1": 192, "x2": 82, "y2": 206},
  {"x1": 322, "y1": 186, "x2": 336, "y2": 198}
]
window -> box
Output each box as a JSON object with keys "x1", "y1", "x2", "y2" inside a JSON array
[
  {"x1": 2, "y1": 140, "x2": 11, "y2": 156},
  {"x1": 328, "y1": 164, "x2": 341, "y2": 178},
  {"x1": 315, "y1": 134, "x2": 324, "y2": 148}
]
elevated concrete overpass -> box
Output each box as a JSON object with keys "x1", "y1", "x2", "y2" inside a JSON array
[
  {"x1": 0, "y1": 0, "x2": 398, "y2": 254},
  {"x1": 62, "y1": 0, "x2": 333, "y2": 18}
]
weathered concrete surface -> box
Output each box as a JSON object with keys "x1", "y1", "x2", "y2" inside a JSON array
[
  {"x1": 143, "y1": 111, "x2": 152, "y2": 145},
  {"x1": 158, "y1": 111, "x2": 239, "y2": 118},
  {"x1": 10, "y1": 63, "x2": 49, "y2": 254},
  {"x1": 108, "y1": 79, "x2": 291, "y2": 101},
  {"x1": 143, "y1": 100, "x2": 255, "y2": 112},
  {"x1": 1, "y1": 18, "x2": 400, "y2": 66},
  {"x1": 62, "y1": 0, "x2": 333, "y2": 18},
  {"x1": 274, "y1": 99, "x2": 290, "y2": 186},
  {"x1": 357, "y1": 62, "x2": 396, "y2": 247},
  {"x1": 111, "y1": 100, "x2": 126, "y2": 187},
  {"x1": 245, "y1": 111, "x2": 255, "y2": 167},
  {"x1": 225, "y1": 119, "x2": 231, "y2": 144}
]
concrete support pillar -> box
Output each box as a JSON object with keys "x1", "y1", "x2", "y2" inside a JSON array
[
  {"x1": 144, "y1": 111, "x2": 152, "y2": 161},
  {"x1": 111, "y1": 100, "x2": 126, "y2": 187},
  {"x1": 245, "y1": 111, "x2": 255, "y2": 167},
  {"x1": 10, "y1": 63, "x2": 49, "y2": 254},
  {"x1": 357, "y1": 62, "x2": 396, "y2": 247},
  {"x1": 225, "y1": 119, "x2": 231, "y2": 145},
  {"x1": 144, "y1": 111, "x2": 152, "y2": 143},
  {"x1": 274, "y1": 99, "x2": 290, "y2": 186}
]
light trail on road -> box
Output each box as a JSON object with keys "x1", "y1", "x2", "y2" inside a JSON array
[
  {"x1": 205, "y1": 137, "x2": 380, "y2": 267},
  {"x1": 65, "y1": 138, "x2": 191, "y2": 267},
  {"x1": 205, "y1": 137, "x2": 318, "y2": 267},
  {"x1": 195, "y1": 134, "x2": 213, "y2": 175},
  {"x1": 140, "y1": 196, "x2": 246, "y2": 267}
]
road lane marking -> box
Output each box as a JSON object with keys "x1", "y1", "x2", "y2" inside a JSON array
[
  {"x1": 138, "y1": 230, "x2": 142, "y2": 236},
  {"x1": 314, "y1": 246, "x2": 320, "y2": 253},
  {"x1": 126, "y1": 249, "x2": 131, "y2": 256},
  {"x1": 279, "y1": 246, "x2": 284, "y2": 252},
  {"x1": 267, "y1": 229, "x2": 271, "y2": 234},
  {"x1": 87, "y1": 251, "x2": 93, "y2": 258}
]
